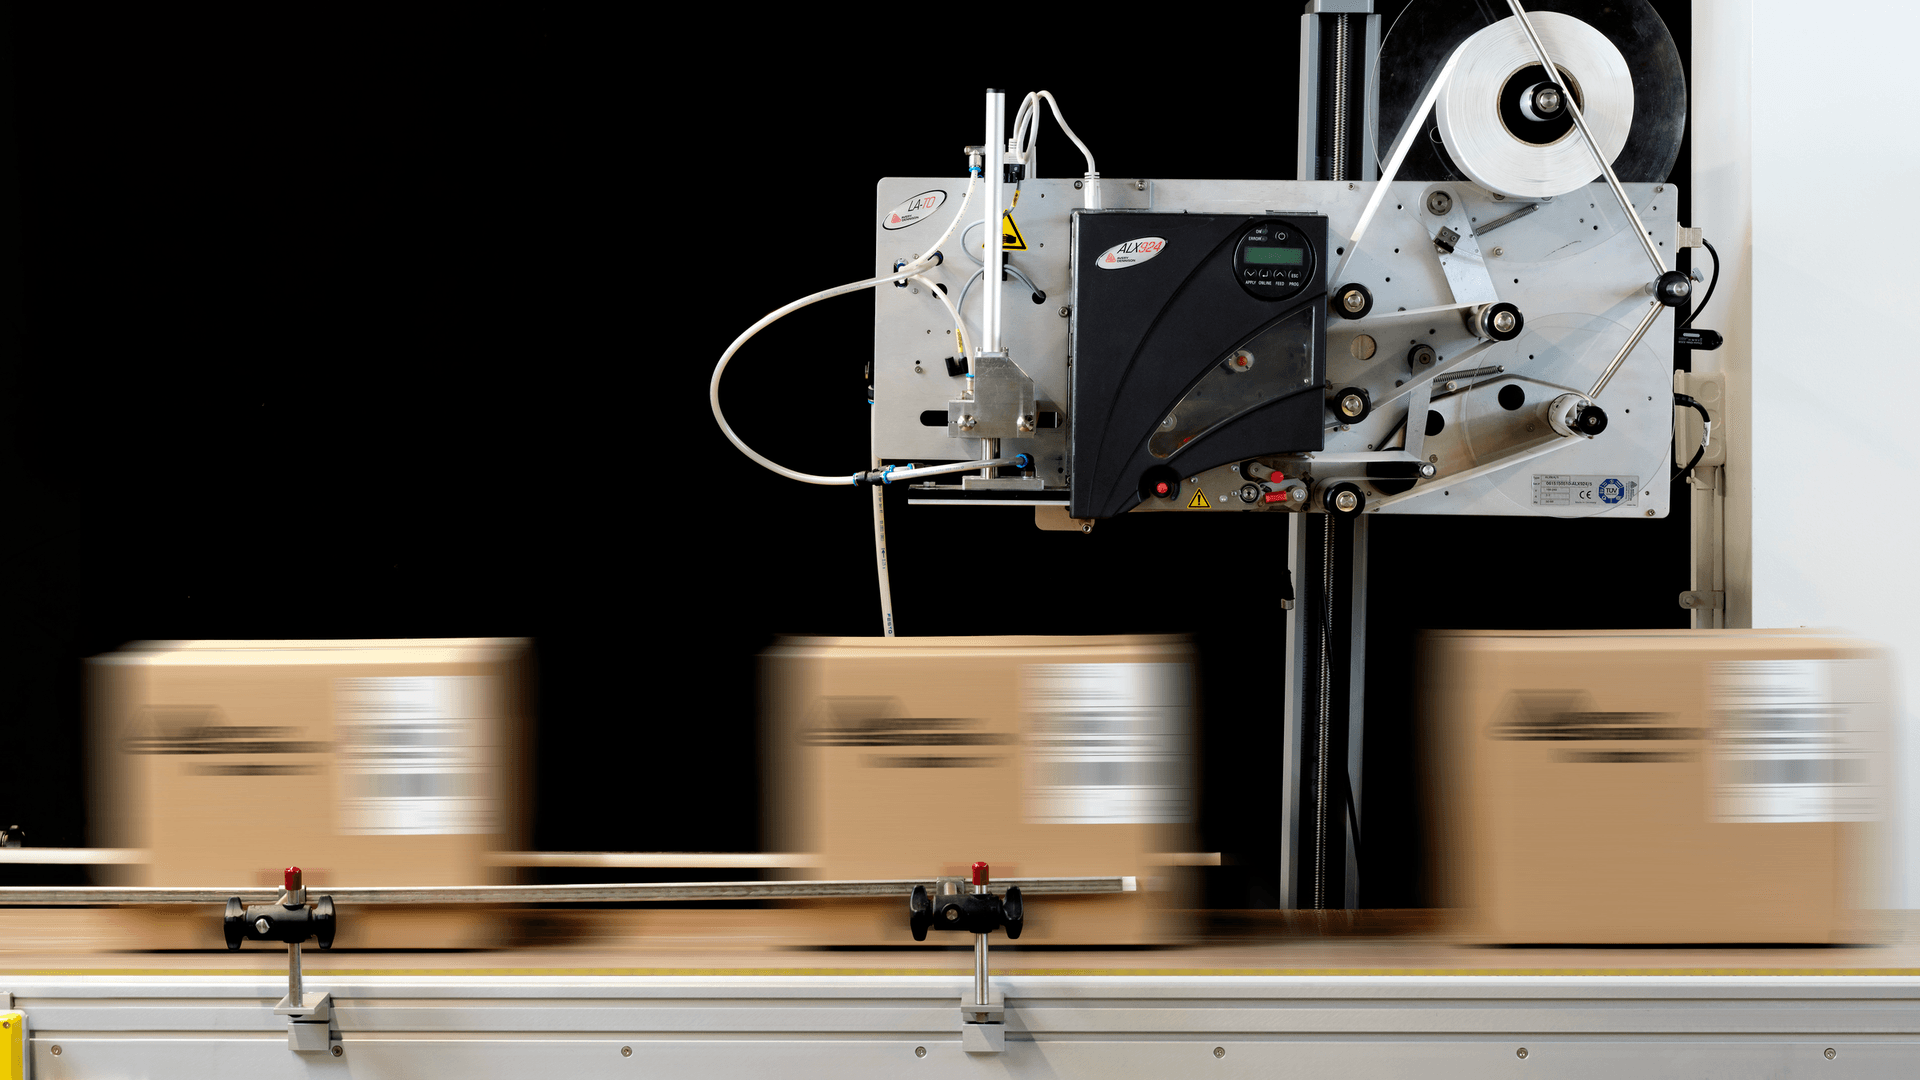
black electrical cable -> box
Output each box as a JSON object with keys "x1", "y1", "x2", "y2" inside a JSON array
[
  {"x1": 1681, "y1": 238, "x2": 1720, "y2": 329},
  {"x1": 1672, "y1": 393, "x2": 1712, "y2": 482}
]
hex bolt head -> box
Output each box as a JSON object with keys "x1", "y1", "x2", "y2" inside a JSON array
[{"x1": 1427, "y1": 190, "x2": 1453, "y2": 215}]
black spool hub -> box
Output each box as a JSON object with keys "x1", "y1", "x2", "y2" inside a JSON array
[
  {"x1": 1330, "y1": 282, "x2": 1374, "y2": 320},
  {"x1": 1654, "y1": 270, "x2": 1693, "y2": 307},
  {"x1": 1330, "y1": 386, "x2": 1372, "y2": 424},
  {"x1": 1576, "y1": 403, "x2": 1609, "y2": 435}
]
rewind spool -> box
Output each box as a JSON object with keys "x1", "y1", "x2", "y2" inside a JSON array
[{"x1": 1434, "y1": 12, "x2": 1634, "y2": 199}]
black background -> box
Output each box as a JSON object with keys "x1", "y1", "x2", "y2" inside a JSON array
[{"x1": 0, "y1": 3, "x2": 1692, "y2": 905}]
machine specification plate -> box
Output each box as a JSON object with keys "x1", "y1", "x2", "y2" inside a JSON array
[{"x1": 1531, "y1": 473, "x2": 1640, "y2": 506}]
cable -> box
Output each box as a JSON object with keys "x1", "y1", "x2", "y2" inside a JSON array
[
  {"x1": 1682, "y1": 238, "x2": 1720, "y2": 329},
  {"x1": 1672, "y1": 393, "x2": 1712, "y2": 482},
  {"x1": 1011, "y1": 90, "x2": 1098, "y2": 177},
  {"x1": 711, "y1": 177, "x2": 1000, "y2": 486}
]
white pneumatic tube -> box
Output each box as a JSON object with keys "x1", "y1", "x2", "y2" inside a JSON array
[{"x1": 708, "y1": 176, "x2": 1011, "y2": 487}]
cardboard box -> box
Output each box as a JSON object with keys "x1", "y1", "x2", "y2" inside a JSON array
[
  {"x1": 89, "y1": 639, "x2": 531, "y2": 949},
  {"x1": 763, "y1": 635, "x2": 1199, "y2": 945},
  {"x1": 1425, "y1": 629, "x2": 1889, "y2": 944}
]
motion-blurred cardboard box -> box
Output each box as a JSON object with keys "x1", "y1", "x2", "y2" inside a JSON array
[
  {"x1": 1426, "y1": 629, "x2": 1889, "y2": 944},
  {"x1": 763, "y1": 635, "x2": 1199, "y2": 946},
  {"x1": 89, "y1": 639, "x2": 531, "y2": 949}
]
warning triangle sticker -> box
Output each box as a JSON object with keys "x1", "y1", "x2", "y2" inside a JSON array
[
  {"x1": 1186, "y1": 489, "x2": 1210, "y2": 509},
  {"x1": 1001, "y1": 213, "x2": 1028, "y2": 251}
]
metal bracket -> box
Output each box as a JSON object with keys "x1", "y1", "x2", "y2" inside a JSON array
[
  {"x1": 960, "y1": 990, "x2": 1006, "y2": 1053},
  {"x1": 1423, "y1": 192, "x2": 1499, "y2": 306},
  {"x1": 948, "y1": 351, "x2": 1036, "y2": 440},
  {"x1": 274, "y1": 990, "x2": 339, "y2": 1053},
  {"x1": 1676, "y1": 224, "x2": 1704, "y2": 249}
]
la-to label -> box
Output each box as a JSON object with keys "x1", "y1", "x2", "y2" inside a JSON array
[
  {"x1": 1095, "y1": 236, "x2": 1167, "y2": 269},
  {"x1": 882, "y1": 189, "x2": 946, "y2": 230},
  {"x1": 1531, "y1": 474, "x2": 1640, "y2": 507}
]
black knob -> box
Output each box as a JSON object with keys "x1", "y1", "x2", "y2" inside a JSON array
[
  {"x1": 224, "y1": 897, "x2": 246, "y2": 951},
  {"x1": 1002, "y1": 886, "x2": 1024, "y2": 940},
  {"x1": 909, "y1": 885, "x2": 933, "y2": 941},
  {"x1": 314, "y1": 894, "x2": 336, "y2": 950},
  {"x1": 1575, "y1": 403, "x2": 1608, "y2": 435}
]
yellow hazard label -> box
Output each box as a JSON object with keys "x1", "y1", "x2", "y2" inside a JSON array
[
  {"x1": 1186, "y1": 489, "x2": 1210, "y2": 509},
  {"x1": 1001, "y1": 213, "x2": 1028, "y2": 251}
]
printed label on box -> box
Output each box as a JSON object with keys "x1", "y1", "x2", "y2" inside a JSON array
[
  {"x1": 1022, "y1": 663, "x2": 1192, "y2": 824},
  {"x1": 336, "y1": 676, "x2": 495, "y2": 835},
  {"x1": 1710, "y1": 659, "x2": 1885, "y2": 822}
]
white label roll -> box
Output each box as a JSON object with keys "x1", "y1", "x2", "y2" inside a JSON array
[{"x1": 1434, "y1": 12, "x2": 1634, "y2": 199}]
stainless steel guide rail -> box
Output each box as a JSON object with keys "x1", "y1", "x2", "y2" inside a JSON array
[
  {"x1": 1, "y1": 974, "x2": 1916, "y2": 1078},
  {"x1": 0, "y1": 875, "x2": 1133, "y2": 905}
]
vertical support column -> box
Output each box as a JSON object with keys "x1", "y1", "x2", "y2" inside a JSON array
[
  {"x1": 1344, "y1": 515, "x2": 1368, "y2": 908},
  {"x1": 1280, "y1": 513, "x2": 1307, "y2": 908},
  {"x1": 1297, "y1": 1, "x2": 1381, "y2": 182}
]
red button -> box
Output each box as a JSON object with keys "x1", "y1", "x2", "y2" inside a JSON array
[{"x1": 1155, "y1": 482, "x2": 1169, "y2": 496}]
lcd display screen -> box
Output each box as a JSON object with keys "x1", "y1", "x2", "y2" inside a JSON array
[{"x1": 1244, "y1": 246, "x2": 1305, "y2": 265}]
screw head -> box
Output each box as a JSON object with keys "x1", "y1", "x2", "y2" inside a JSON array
[
  {"x1": 1492, "y1": 310, "x2": 1516, "y2": 333},
  {"x1": 1490, "y1": 246, "x2": 1504, "y2": 257},
  {"x1": 1534, "y1": 85, "x2": 1562, "y2": 114},
  {"x1": 1517, "y1": 1046, "x2": 1529, "y2": 1059},
  {"x1": 50, "y1": 1045, "x2": 61, "y2": 1056},
  {"x1": 1427, "y1": 190, "x2": 1453, "y2": 215},
  {"x1": 1825, "y1": 1047, "x2": 1836, "y2": 1059},
  {"x1": 1333, "y1": 490, "x2": 1358, "y2": 512},
  {"x1": 1079, "y1": 523, "x2": 1092, "y2": 533},
  {"x1": 916, "y1": 1046, "x2": 929, "y2": 1058},
  {"x1": 1342, "y1": 290, "x2": 1366, "y2": 312},
  {"x1": 1058, "y1": 305, "x2": 1071, "y2": 317},
  {"x1": 945, "y1": 907, "x2": 959, "y2": 921},
  {"x1": 1419, "y1": 463, "x2": 1437, "y2": 478},
  {"x1": 622, "y1": 1046, "x2": 633, "y2": 1057},
  {"x1": 1135, "y1": 179, "x2": 1147, "y2": 191},
  {"x1": 1214, "y1": 1046, "x2": 1226, "y2": 1058},
  {"x1": 1340, "y1": 394, "x2": 1364, "y2": 417},
  {"x1": 255, "y1": 917, "x2": 271, "y2": 934},
  {"x1": 1645, "y1": 509, "x2": 1655, "y2": 517},
  {"x1": 1428, "y1": 454, "x2": 1438, "y2": 463},
  {"x1": 332, "y1": 1045, "x2": 344, "y2": 1057},
  {"x1": 1073, "y1": 179, "x2": 1084, "y2": 189}
]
